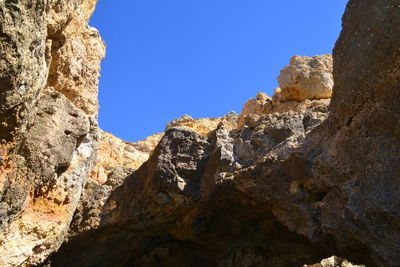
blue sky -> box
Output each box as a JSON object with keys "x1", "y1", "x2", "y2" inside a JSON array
[{"x1": 90, "y1": 1, "x2": 348, "y2": 142}]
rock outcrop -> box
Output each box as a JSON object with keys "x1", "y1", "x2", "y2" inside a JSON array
[
  {"x1": 237, "y1": 54, "x2": 333, "y2": 129},
  {"x1": 304, "y1": 256, "x2": 365, "y2": 267},
  {"x1": 0, "y1": 0, "x2": 104, "y2": 265},
  {"x1": 68, "y1": 131, "x2": 162, "y2": 237},
  {"x1": 166, "y1": 113, "x2": 238, "y2": 136},
  {"x1": 237, "y1": 90, "x2": 330, "y2": 129},
  {"x1": 1, "y1": 0, "x2": 400, "y2": 266},
  {"x1": 277, "y1": 54, "x2": 333, "y2": 102}
]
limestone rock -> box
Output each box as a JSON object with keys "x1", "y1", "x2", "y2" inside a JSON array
[
  {"x1": 304, "y1": 256, "x2": 365, "y2": 267},
  {"x1": 50, "y1": 1, "x2": 400, "y2": 266},
  {"x1": 236, "y1": 92, "x2": 273, "y2": 129},
  {"x1": 166, "y1": 113, "x2": 238, "y2": 136},
  {"x1": 0, "y1": 0, "x2": 104, "y2": 265},
  {"x1": 68, "y1": 111, "x2": 242, "y2": 239},
  {"x1": 305, "y1": 1, "x2": 400, "y2": 265},
  {"x1": 90, "y1": 131, "x2": 162, "y2": 184},
  {"x1": 1, "y1": 0, "x2": 400, "y2": 266},
  {"x1": 69, "y1": 131, "x2": 163, "y2": 236},
  {"x1": 50, "y1": 126, "x2": 330, "y2": 267},
  {"x1": 46, "y1": 0, "x2": 105, "y2": 115},
  {"x1": 277, "y1": 54, "x2": 333, "y2": 101},
  {"x1": 237, "y1": 58, "x2": 332, "y2": 130},
  {"x1": 237, "y1": 91, "x2": 330, "y2": 129}
]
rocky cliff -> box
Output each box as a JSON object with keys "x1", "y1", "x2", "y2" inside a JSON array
[
  {"x1": 1, "y1": 0, "x2": 399, "y2": 266},
  {"x1": 0, "y1": 0, "x2": 104, "y2": 265}
]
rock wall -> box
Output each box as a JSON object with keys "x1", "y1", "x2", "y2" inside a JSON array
[
  {"x1": 1, "y1": 0, "x2": 400, "y2": 266},
  {"x1": 0, "y1": 0, "x2": 104, "y2": 265},
  {"x1": 308, "y1": 1, "x2": 400, "y2": 265}
]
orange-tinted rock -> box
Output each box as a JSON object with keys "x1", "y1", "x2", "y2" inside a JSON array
[{"x1": 278, "y1": 54, "x2": 333, "y2": 101}]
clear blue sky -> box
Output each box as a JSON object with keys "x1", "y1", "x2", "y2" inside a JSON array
[{"x1": 90, "y1": 1, "x2": 348, "y2": 142}]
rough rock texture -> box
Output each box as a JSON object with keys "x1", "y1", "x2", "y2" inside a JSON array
[
  {"x1": 304, "y1": 256, "x2": 365, "y2": 267},
  {"x1": 49, "y1": 74, "x2": 333, "y2": 266},
  {"x1": 277, "y1": 54, "x2": 333, "y2": 101},
  {"x1": 90, "y1": 131, "x2": 163, "y2": 184},
  {"x1": 0, "y1": 0, "x2": 104, "y2": 265},
  {"x1": 50, "y1": 126, "x2": 331, "y2": 266},
  {"x1": 68, "y1": 113, "x2": 238, "y2": 239},
  {"x1": 236, "y1": 92, "x2": 272, "y2": 129},
  {"x1": 166, "y1": 113, "x2": 238, "y2": 136},
  {"x1": 1, "y1": 0, "x2": 400, "y2": 266},
  {"x1": 304, "y1": 1, "x2": 400, "y2": 265},
  {"x1": 69, "y1": 131, "x2": 162, "y2": 237},
  {"x1": 237, "y1": 90, "x2": 330, "y2": 129},
  {"x1": 237, "y1": 55, "x2": 333, "y2": 129},
  {"x1": 50, "y1": 1, "x2": 400, "y2": 266}
]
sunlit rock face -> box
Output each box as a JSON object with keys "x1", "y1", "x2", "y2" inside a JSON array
[
  {"x1": 304, "y1": 256, "x2": 366, "y2": 267},
  {"x1": 277, "y1": 54, "x2": 333, "y2": 102},
  {"x1": 237, "y1": 54, "x2": 333, "y2": 130},
  {"x1": 1, "y1": 0, "x2": 400, "y2": 266},
  {"x1": 0, "y1": 0, "x2": 104, "y2": 265}
]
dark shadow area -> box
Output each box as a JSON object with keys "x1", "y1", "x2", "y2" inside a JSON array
[{"x1": 47, "y1": 192, "x2": 331, "y2": 267}]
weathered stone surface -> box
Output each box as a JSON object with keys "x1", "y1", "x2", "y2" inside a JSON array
[
  {"x1": 0, "y1": 0, "x2": 103, "y2": 265},
  {"x1": 47, "y1": 91, "x2": 333, "y2": 266},
  {"x1": 236, "y1": 92, "x2": 274, "y2": 129},
  {"x1": 46, "y1": 3, "x2": 105, "y2": 115},
  {"x1": 236, "y1": 59, "x2": 332, "y2": 129},
  {"x1": 0, "y1": 1, "x2": 48, "y2": 140},
  {"x1": 69, "y1": 131, "x2": 162, "y2": 236},
  {"x1": 0, "y1": 90, "x2": 98, "y2": 266},
  {"x1": 304, "y1": 256, "x2": 365, "y2": 267},
  {"x1": 307, "y1": 1, "x2": 400, "y2": 265},
  {"x1": 237, "y1": 91, "x2": 330, "y2": 129},
  {"x1": 50, "y1": 127, "x2": 331, "y2": 267},
  {"x1": 50, "y1": 1, "x2": 400, "y2": 266},
  {"x1": 68, "y1": 112, "x2": 242, "y2": 239},
  {"x1": 90, "y1": 131, "x2": 162, "y2": 184},
  {"x1": 1, "y1": 0, "x2": 400, "y2": 266},
  {"x1": 277, "y1": 54, "x2": 333, "y2": 101},
  {"x1": 166, "y1": 113, "x2": 238, "y2": 136}
]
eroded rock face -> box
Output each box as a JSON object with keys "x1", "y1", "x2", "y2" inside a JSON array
[
  {"x1": 307, "y1": 1, "x2": 400, "y2": 265},
  {"x1": 277, "y1": 54, "x2": 333, "y2": 102},
  {"x1": 237, "y1": 55, "x2": 332, "y2": 129},
  {"x1": 304, "y1": 256, "x2": 365, "y2": 267},
  {"x1": 1, "y1": 0, "x2": 400, "y2": 266},
  {"x1": 166, "y1": 113, "x2": 238, "y2": 136},
  {"x1": 68, "y1": 114, "x2": 240, "y2": 238},
  {"x1": 69, "y1": 131, "x2": 163, "y2": 237},
  {"x1": 48, "y1": 76, "x2": 333, "y2": 266},
  {"x1": 51, "y1": 1, "x2": 400, "y2": 266},
  {"x1": 90, "y1": 131, "x2": 163, "y2": 184},
  {"x1": 50, "y1": 126, "x2": 331, "y2": 266},
  {"x1": 0, "y1": 0, "x2": 104, "y2": 265},
  {"x1": 237, "y1": 91, "x2": 330, "y2": 129}
]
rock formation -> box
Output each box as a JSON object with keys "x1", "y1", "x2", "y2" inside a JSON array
[
  {"x1": 1, "y1": 0, "x2": 400, "y2": 266},
  {"x1": 304, "y1": 256, "x2": 365, "y2": 267},
  {"x1": 0, "y1": 0, "x2": 104, "y2": 265},
  {"x1": 277, "y1": 54, "x2": 333, "y2": 102}
]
